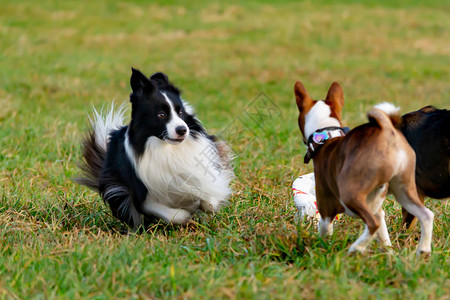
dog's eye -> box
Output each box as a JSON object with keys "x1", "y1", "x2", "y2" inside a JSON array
[
  {"x1": 178, "y1": 111, "x2": 183, "y2": 117},
  {"x1": 158, "y1": 112, "x2": 166, "y2": 119}
]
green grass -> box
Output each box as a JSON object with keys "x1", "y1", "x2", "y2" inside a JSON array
[{"x1": 0, "y1": 0, "x2": 449, "y2": 298}]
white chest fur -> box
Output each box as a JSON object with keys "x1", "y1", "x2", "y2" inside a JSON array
[{"x1": 125, "y1": 134, "x2": 233, "y2": 212}]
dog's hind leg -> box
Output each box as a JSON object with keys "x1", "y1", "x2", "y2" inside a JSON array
[
  {"x1": 368, "y1": 183, "x2": 392, "y2": 249},
  {"x1": 102, "y1": 183, "x2": 144, "y2": 231},
  {"x1": 401, "y1": 191, "x2": 423, "y2": 229},
  {"x1": 341, "y1": 193, "x2": 380, "y2": 254},
  {"x1": 349, "y1": 225, "x2": 377, "y2": 254},
  {"x1": 390, "y1": 177, "x2": 434, "y2": 255},
  {"x1": 375, "y1": 208, "x2": 392, "y2": 248}
]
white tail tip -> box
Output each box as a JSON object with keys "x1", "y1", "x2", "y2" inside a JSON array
[{"x1": 374, "y1": 102, "x2": 400, "y2": 116}]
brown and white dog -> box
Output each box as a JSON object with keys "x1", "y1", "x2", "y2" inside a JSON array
[{"x1": 294, "y1": 81, "x2": 434, "y2": 255}]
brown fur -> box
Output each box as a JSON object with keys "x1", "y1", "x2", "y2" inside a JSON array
[{"x1": 215, "y1": 141, "x2": 233, "y2": 171}]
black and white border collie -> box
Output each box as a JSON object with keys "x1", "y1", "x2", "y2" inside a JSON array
[{"x1": 77, "y1": 68, "x2": 234, "y2": 231}]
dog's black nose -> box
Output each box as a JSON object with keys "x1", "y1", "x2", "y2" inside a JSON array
[{"x1": 175, "y1": 126, "x2": 187, "y2": 136}]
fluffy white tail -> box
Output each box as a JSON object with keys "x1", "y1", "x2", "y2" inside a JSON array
[
  {"x1": 90, "y1": 103, "x2": 127, "y2": 151},
  {"x1": 368, "y1": 102, "x2": 401, "y2": 128},
  {"x1": 374, "y1": 102, "x2": 400, "y2": 118}
]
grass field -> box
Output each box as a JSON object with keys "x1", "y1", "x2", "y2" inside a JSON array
[{"x1": 0, "y1": 0, "x2": 449, "y2": 298}]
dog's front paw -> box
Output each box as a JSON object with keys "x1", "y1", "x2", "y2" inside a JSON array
[
  {"x1": 200, "y1": 197, "x2": 225, "y2": 213},
  {"x1": 169, "y1": 209, "x2": 192, "y2": 225},
  {"x1": 348, "y1": 244, "x2": 367, "y2": 255}
]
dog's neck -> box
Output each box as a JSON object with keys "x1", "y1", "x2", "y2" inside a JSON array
[
  {"x1": 303, "y1": 101, "x2": 344, "y2": 163},
  {"x1": 304, "y1": 101, "x2": 341, "y2": 138},
  {"x1": 304, "y1": 127, "x2": 346, "y2": 163}
]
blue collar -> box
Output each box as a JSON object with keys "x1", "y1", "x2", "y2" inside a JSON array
[{"x1": 304, "y1": 127, "x2": 347, "y2": 164}]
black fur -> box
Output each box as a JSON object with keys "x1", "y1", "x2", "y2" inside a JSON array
[
  {"x1": 76, "y1": 131, "x2": 104, "y2": 190},
  {"x1": 397, "y1": 106, "x2": 450, "y2": 227},
  {"x1": 99, "y1": 127, "x2": 147, "y2": 226}
]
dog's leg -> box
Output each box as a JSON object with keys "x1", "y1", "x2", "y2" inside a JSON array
[
  {"x1": 348, "y1": 224, "x2": 377, "y2": 254},
  {"x1": 375, "y1": 208, "x2": 392, "y2": 248},
  {"x1": 390, "y1": 177, "x2": 434, "y2": 255},
  {"x1": 401, "y1": 192, "x2": 423, "y2": 229},
  {"x1": 142, "y1": 200, "x2": 192, "y2": 225},
  {"x1": 315, "y1": 187, "x2": 336, "y2": 237},
  {"x1": 342, "y1": 194, "x2": 380, "y2": 254},
  {"x1": 318, "y1": 217, "x2": 334, "y2": 237},
  {"x1": 102, "y1": 183, "x2": 145, "y2": 231},
  {"x1": 367, "y1": 184, "x2": 391, "y2": 249}
]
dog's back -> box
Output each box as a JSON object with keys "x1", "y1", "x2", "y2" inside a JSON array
[{"x1": 330, "y1": 104, "x2": 414, "y2": 199}]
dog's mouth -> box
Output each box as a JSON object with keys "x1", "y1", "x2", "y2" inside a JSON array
[{"x1": 166, "y1": 137, "x2": 185, "y2": 144}]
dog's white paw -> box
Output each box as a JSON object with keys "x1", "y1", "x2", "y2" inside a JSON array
[
  {"x1": 168, "y1": 209, "x2": 192, "y2": 224},
  {"x1": 200, "y1": 197, "x2": 224, "y2": 213},
  {"x1": 416, "y1": 247, "x2": 431, "y2": 257},
  {"x1": 142, "y1": 200, "x2": 192, "y2": 225},
  {"x1": 348, "y1": 243, "x2": 367, "y2": 254}
]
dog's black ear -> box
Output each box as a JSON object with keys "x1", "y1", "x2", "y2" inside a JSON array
[
  {"x1": 150, "y1": 72, "x2": 169, "y2": 84},
  {"x1": 130, "y1": 68, "x2": 151, "y2": 92}
]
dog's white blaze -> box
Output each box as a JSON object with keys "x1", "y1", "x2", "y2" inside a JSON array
[
  {"x1": 161, "y1": 92, "x2": 189, "y2": 140},
  {"x1": 304, "y1": 101, "x2": 341, "y2": 138},
  {"x1": 91, "y1": 103, "x2": 127, "y2": 151}
]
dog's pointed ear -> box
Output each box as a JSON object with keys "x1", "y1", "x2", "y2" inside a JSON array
[
  {"x1": 294, "y1": 81, "x2": 312, "y2": 111},
  {"x1": 325, "y1": 82, "x2": 344, "y2": 119},
  {"x1": 130, "y1": 68, "x2": 151, "y2": 93},
  {"x1": 325, "y1": 82, "x2": 344, "y2": 107},
  {"x1": 150, "y1": 72, "x2": 169, "y2": 84}
]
